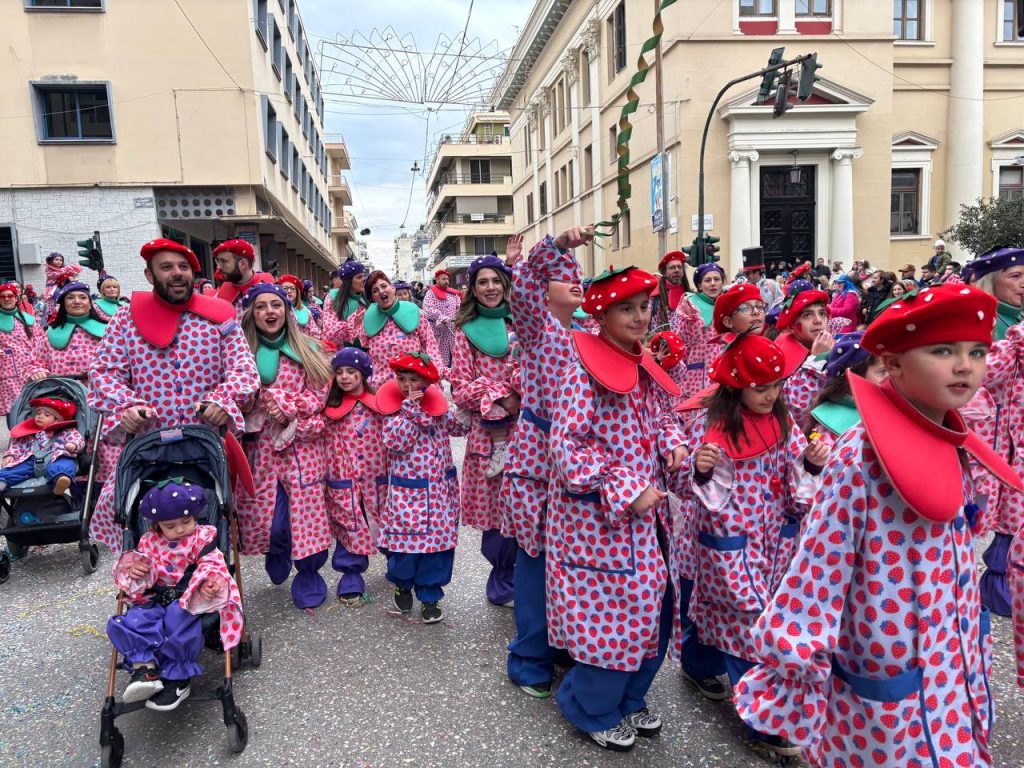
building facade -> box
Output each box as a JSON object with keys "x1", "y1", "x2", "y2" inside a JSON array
[
  {"x1": 0, "y1": 0, "x2": 351, "y2": 291},
  {"x1": 425, "y1": 112, "x2": 515, "y2": 282},
  {"x1": 494, "y1": 0, "x2": 1024, "y2": 278}
]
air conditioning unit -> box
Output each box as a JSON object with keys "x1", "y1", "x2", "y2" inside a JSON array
[{"x1": 18, "y1": 242, "x2": 42, "y2": 265}]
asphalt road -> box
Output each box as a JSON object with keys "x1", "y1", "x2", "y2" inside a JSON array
[{"x1": 1, "y1": 438, "x2": 1022, "y2": 768}]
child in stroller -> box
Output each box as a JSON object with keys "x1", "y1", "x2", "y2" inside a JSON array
[
  {"x1": 0, "y1": 396, "x2": 83, "y2": 500},
  {"x1": 107, "y1": 480, "x2": 242, "y2": 711}
]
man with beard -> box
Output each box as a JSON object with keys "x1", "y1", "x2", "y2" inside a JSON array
[
  {"x1": 421, "y1": 268, "x2": 462, "y2": 368},
  {"x1": 213, "y1": 238, "x2": 274, "y2": 321},
  {"x1": 87, "y1": 238, "x2": 260, "y2": 552},
  {"x1": 650, "y1": 251, "x2": 692, "y2": 331}
]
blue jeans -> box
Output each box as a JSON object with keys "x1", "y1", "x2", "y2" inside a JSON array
[{"x1": 0, "y1": 456, "x2": 76, "y2": 488}]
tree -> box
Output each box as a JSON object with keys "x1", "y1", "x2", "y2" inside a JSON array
[{"x1": 941, "y1": 196, "x2": 1024, "y2": 257}]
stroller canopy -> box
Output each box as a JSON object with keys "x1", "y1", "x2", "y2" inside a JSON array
[{"x1": 7, "y1": 377, "x2": 95, "y2": 438}]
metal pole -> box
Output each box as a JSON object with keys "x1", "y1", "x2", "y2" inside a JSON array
[{"x1": 654, "y1": 0, "x2": 667, "y2": 258}]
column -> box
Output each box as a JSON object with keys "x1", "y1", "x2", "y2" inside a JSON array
[
  {"x1": 945, "y1": 0, "x2": 984, "y2": 245},
  {"x1": 583, "y1": 18, "x2": 605, "y2": 272},
  {"x1": 562, "y1": 49, "x2": 582, "y2": 225},
  {"x1": 729, "y1": 150, "x2": 758, "y2": 273},
  {"x1": 778, "y1": 0, "x2": 798, "y2": 34},
  {"x1": 830, "y1": 148, "x2": 863, "y2": 268}
]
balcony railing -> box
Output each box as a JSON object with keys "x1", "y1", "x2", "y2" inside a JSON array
[
  {"x1": 437, "y1": 134, "x2": 507, "y2": 146},
  {"x1": 426, "y1": 174, "x2": 512, "y2": 211}
]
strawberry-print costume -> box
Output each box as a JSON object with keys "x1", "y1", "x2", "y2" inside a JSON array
[
  {"x1": 422, "y1": 286, "x2": 461, "y2": 368},
  {"x1": 319, "y1": 305, "x2": 361, "y2": 348},
  {"x1": 107, "y1": 524, "x2": 243, "y2": 680},
  {"x1": 235, "y1": 355, "x2": 332, "y2": 609},
  {"x1": 43, "y1": 262, "x2": 81, "y2": 319},
  {"x1": 87, "y1": 296, "x2": 260, "y2": 553},
  {"x1": 3, "y1": 425, "x2": 83, "y2": 466},
  {"x1": 776, "y1": 331, "x2": 826, "y2": 428},
  {"x1": 0, "y1": 316, "x2": 34, "y2": 416},
  {"x1": 356, "y1": 304, "x2": 447, "y2": 389},
  {"x1": 669, "y1": 294, "x2": 721, "y2": 398},
  {"x1": 734, "y1": 427, "x2": 998, "y2": 768},
  {"x1": 0, "y1": 424, "x2": 83, "y2": 489},
  {"x1": 1010, "y1": 527, "x2": 1024, "y2": 688},
  {"x1": 28, "y1": 323, "x2": 103, "y2": 379}
]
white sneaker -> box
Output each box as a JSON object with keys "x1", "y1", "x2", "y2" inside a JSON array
[
  {"x1": 625, "y1": 707, "x2": 662, "y2": 736},
  {"x1": 485, "y1": 441, "x2": 507, "y2": 478},
  {"x1": 588, "y1": 719, "x2": 636, "y2": 752}
]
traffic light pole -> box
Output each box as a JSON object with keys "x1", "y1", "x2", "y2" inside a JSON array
[{"x1": 696, "y1": 53, "x2": 814, "y2": 264}]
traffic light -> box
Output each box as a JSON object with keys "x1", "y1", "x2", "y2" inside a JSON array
[
  {"x1": 797, "y1": 53, "x2": 822, "y2": 102},
  {"x1": 773, "y1": 70, "x2": 794, "y2": 118},
  {"x1": 756, "y1": 47, "x2": 785, "y2": 104},
  {"x1": 702, "y1": 235, "x2": 721, "y2": 262},
  {"x1": 76, "y1": 231, "x2": 103, "y2": 272},
  {"x1": 682, "y1": 238, "x2": 704, "y2": 268}
]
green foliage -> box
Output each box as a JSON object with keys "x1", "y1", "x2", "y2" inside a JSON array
[{"x1": 941, "y1": 196, "x2": 1024, "y2": 257}]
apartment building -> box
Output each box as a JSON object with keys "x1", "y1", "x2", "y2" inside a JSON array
[{"x1": 494, "y1": 0, "x2": 1024, "y2": 277}]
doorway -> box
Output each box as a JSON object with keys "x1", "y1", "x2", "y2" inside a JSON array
[{"x1": 759, "y1": 165, "x2": 816, "y2": 274}]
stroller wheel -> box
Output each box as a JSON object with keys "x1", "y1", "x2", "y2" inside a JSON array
[
  {"x1": 81, "y1": 542, "x2": 100, "y2": 574},
  {"x1": 226, "y1": 708, "x2": 248, "y2": 753},
  {"x1": 0, "y1": 552, "x2": 10, "y2": 584},
  {"x1": 6, "y1": 540, "x2": 28, "y2": 560},
  {"x1": 100, "y1": 728, "x2": 124, "y2": 768},
  {"x1": 241, "y1": 633, "x2": 262, "y2": 669}
]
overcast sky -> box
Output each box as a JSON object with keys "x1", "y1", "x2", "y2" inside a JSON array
[{"x1": 298, "y1": 0, "x2": 535, "y2": 270}]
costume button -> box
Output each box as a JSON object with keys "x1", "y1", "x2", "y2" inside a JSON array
[
  {"x1": 952, "y1": 516, "x2": 965, "y2": 531},
  {"x1": 168, "y1": 541, "x2": 179, "y2": 549},
  {"x1": 959, "y1": 617, "x2": 969, "y2": 633}
]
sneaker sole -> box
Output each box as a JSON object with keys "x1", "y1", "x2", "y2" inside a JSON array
[
  {"x1": 631, "y1": 724, "x2": 662, "y2": 738},
  {"x1": 122, "y1": 680, "x2": 163, "y2": 703},
  {"x1": 145, "y1": 687, "x2": 190, "y2": 712},
  {"x1": 588, "y1": 735, "x2": 635, "y2": 752},
  {"x1": 748, "y1": 741, "x2": 803, "y2": 760},
  {"x1": 518, "y1": 685, "x2": 552, "y2": 699},
  {"x1": 421, "y1": 615, "x2": 444, "y2": 624},
  {"x1": 680, "y1": 669, "x2": 732, "y2": 701}
]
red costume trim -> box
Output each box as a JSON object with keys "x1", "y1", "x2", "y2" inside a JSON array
[
  {"x1": 676, "y1": 384, "x2": 717, "y2": 413},
  {"x1": 572, "y1": 330, "x2": 681, "y2": 397},
  {"x1": 10, "y1": 419, "x2": 76, "y2": 438},
  {"x1": 214, "y1": 272, "x2": 274, "y2": 305},
  {"x1": 375, "y1": 380, "x2": 449, "y2": 416},
  {"x1": 706, "y1": 409, "x2": 784, "y2": 461},
  {"x1": 429, "y1": 285, "x2": 459, "y2": 302},
  {"x1": 324, "y1": 391, "x2": 381, "y2": 420},
  {"x1": 665, "y1": 282, "x2": 685, "y2": 312},
  {"x1": 129, "y1": 291, "x2": 235, "y2": 349},
  {"x1": 775, "y1": 331, "x2": 810, "y2": 378},
  {"x1": 223, "y1": 432, "x2": 255, "y2": 497}
]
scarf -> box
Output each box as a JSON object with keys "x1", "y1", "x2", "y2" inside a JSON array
[
  {"x1": 665, "y1": 282, "x2": 686, "y2": 312},
  {"x1": 294, "y1": 306, "x2": 311, "y2": 327},
  {"x1": 689, "y1": 292, "x2": 716, "y2": 327},
  {"x1": 255, "y1": 332, "x2": 305, "y2": 385},
  {"x1": 215, "y1": 272, "x2": 272, "y2": 305},
  {"x1": 340, "y1": 296, "x2": 366, "y2": 320},
  {"x1": 363, "y1": 300, "x2": 420, "y2": 338},
  {"x1": 810, "y1": 397, "x2": 860, "y2": 438},
  {"x1": 129, "y1": 290, "x2": 235, "y2": 349},
  {"x1": 573, "y1": 330, "x2": 680, "y2": 397},
  {"x1": 46, "y1": 313, "x2": 106, "y2": 350},
  {"x1": 706, "y1": 407, "x2": 784, "y2": 461},
  {"x1": 0, "y1": 307, "x2": 34, "y2": 333},
  {"x1": 430, "y1": 285, "x2": 459, "y2": 302},
  {"x1": 461, "y1": 303, "x2": 511, "y2": 357},
  {"x1": 995, "y1": 300, "x2": 1022, "y2": 342}
]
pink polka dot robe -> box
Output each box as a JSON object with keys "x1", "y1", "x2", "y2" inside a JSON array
[
  {"x1": 734, "y1": 427, "x2": 997, "y2": 768},
  {"x1": 450, "y1": 328, "x2": 521, "y2": 531},
  {"x1": 669, "y1": 295, "x2": 723, "y2": 398},
  {"x1": 355, "y1": 306, "x2": 447, "y2": 390},
  {"x1": 379, "y1": 400, "x2": 470, "y2": 554},
  {"x1": 545, "y1": 355, "x2": 685, "y2": 672},
  {"x1": 28, "y1": 325, "x2": 103, "y2": 380},
  {"x1": 421, "y1": 288, "x2": 461, "y2": 367},
  {"x1": 113, "y1": 524, "x2": 244, "y2": 650},
  {"x1": 234, "y1": 356, "x2": 332, "y2": 562},
  {"x1": 0, "y1": 321, "x2": 34, "y2": 416},
  {"x1": 87, "y1": 308, "x2": 260, "y2": 553},
  {"x1": 323, "y1": 397, "x2": 386, "y2": 557},
  {"x1": 1009, "y1": 528, "x2": 1024, "y2": 688}
]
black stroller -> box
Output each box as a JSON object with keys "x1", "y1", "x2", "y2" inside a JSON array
[
  {"x1": 99, "y1": 425, "x2": 261, "y2": 768},
  {"x1": 0, "y1": 376, "x2": 102, "y2": 584}
]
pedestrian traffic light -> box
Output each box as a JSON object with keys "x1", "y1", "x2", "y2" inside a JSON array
[
  {"x1": 773, "y1": 70, "x2": 794, "y2": 118},
  {"x1": 756, "y1": 47, "x2": 786, "y2": 104},
  {"x1": 76, "y1": 231, "x2": 103, "y2": 272},
  {"x1": 797, "y1": 53, "x2": 822, "y2": 102}
]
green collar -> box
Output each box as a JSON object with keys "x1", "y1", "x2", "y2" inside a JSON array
[
  {"x1": 363, "y1": 300, "x2": 420, "y2": 338},
  {"x1": 255, "y1": 333, "x2": 305, "y2": 385},
  {"x1": 689, "y1": 292, "x2": 716, "y2": 327},
  {"x1": 0, "y1": 307, "x2": 34, "y2": 333},
  {"x1": 46, "y1": 314, "x2": 106, "y2": 350},
  {"x1": 462, "y1": 303, "x2": 511, "y2": 357},
  {"x1": 341, "y1": 296, "x2": 366, "y2": 320},
  {"x1": 294, "y1": 306, "x2": 310, "y2": 327},
  {"x1": 94, "y1": 296, "x2": 128, "y2": 318},
  {"x1": 811, "y1": 398, "x2": 861, "y2": 437},
  {"x1": 995, "y1": 300, "x2": 1022, "y2": 341}
]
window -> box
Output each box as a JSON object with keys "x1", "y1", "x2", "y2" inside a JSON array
[
  {"x1": 474, "y1": 237, "x2": 496, "y2": 255},
  {"x1": 580, "y1": 50, "x2": 592, "y2": 106},
  {"x1": 291, "y1": 146, "x2": 300, "y2": 191},
  {"x1": 279, "y1": 127, "x2": 290, "y2": 179},
  {"x1": 539, "y1": 181, "x2": 548, "y2": 216},
  {"x1": 739, "y1": 0, "x2": 777, "y2": 16},
  {"x1": 608, "y1": 125, "x2": 618, "y2": 164},
  {"x1": 999, "y1": 166, "x2": 1024, "y2": 200},
  {"x1": 526, "y1": 193, "x2": 535, "y2": 225},
  {"x1": 271, "y1": 18, "x2": 283, "y2": 79},
  {"x1": 299, "y1": 166, "x2": 307, "y2": 202},
  {"x1": 890, "y1": 169, "x2": 920, "y2": 235},
  {"x1": 294, "y1": 84, "x2": 302, "y2": 122},
  {"x1": 253, "y1": 0, "x2": 268, "y2": 48},
  {"x1": 0, "y1": 226, "x2": 21, "y2": 284},
  {"x1": 287, "y1": 0, "x2": 297, "y2": 41},
  {"x1": 33, "y1": 83, "x2": 113, "y2": 142},
  {"x1": 469, "y1": 159, "x2": 491, "y2": 183},
  {"x1": 608, "y1": 2, "x2": 627, "y2": 76},
  {"x1": 614, "y1": 209, "x2": 632, "y2": 249},
  {"x1": 263, "y1": 97, "x2": 278, "y2": 162},
  {"x1": 567, "y1": 159, "x2": 574, "y2": 199},
  {"x1": 583, "y1": 145, "x2": 593, "y2": 189},
  {"x1": 796, "y1": 0, "x2": 830, "y2": 15},
  {"x1": 893, "y1": 0, "x2": 923, "y2": 41},
  {"x1": 25, "y1": 0, "x2": 103, "y2": 8},
  {"x1": 524, "y1": 126, "x2": 532, "y2": 163},
  {"x1": 284, "y1": 59, "x2": 294, "y2": 102},
  {"x1": 1002, "y1": 0, "x2": 1024, "y2": 41}
]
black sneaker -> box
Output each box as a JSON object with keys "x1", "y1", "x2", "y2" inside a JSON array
[
  {"x1": 145, "y1": 679, "x2": 191, "y2": 711},
  {"x1": 681, "y1": 667, "x2": 731, "y2": 701},
  {"x1": 421, "y1": 601, "x2": 443, "y2": 624},
  {"x1": 393, "y1": 587, "x2": 413, "y2": 613},
  {"x1": 122, "y1": 665, "x2": 163, "y2": 703},
  {"x1": 625, "y1": 707, "x2": 662, "y2": 737}
]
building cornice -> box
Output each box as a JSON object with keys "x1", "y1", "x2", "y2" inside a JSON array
[{"x1": 492, "y1": 0, "x2": 574, "y2": 110}]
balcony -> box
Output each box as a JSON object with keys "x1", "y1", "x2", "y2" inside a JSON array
[
  {"x1": 332, "y1": 212, "x2": 355, "y2": 241},
  {"x1": 325, "y1": 133, "x2": 351, "y2": 170},
  {"x1": 426, "y1": 174, "x2": 513, "y2": 220},
  {"x1": 425, "y1": 135, "x2": 510, "y2": 189},
  {"x1": 327, "y1": 174, "x2": 352, "y2": 206},
  {"x1": 428, "y1": 212, "x2": 515, "y2": 254}
]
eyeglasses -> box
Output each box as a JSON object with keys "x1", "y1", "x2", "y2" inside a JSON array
[{"x1": 732, "y1": 303, "x2": 767, "y2": 316}]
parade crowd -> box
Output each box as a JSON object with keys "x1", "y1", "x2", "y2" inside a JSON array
[{"x1": 1, "y1": 228, "x2": 1023, "y2": 766}]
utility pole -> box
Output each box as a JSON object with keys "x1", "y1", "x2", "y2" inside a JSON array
[{"x1": 654, "y1": 0, "x2": 667, "y2": 259}]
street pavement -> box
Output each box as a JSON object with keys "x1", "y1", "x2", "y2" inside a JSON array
[{"x1": 1, "y1": 438, "x2": 1022, "y2": 768}]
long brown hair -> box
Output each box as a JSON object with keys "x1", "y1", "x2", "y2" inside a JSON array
[
  {"x1": 702, "y1": 383, "x2": 789, "y2": 447},
  {"x1": 455, "y1": 268, "x2": 511, "y2": 327},
  {"x1": 803, "y1": 356, "x2": 875, "y2": 437},
  {"x1": 655, "y1": 265, "x2": 692, "y2": 329},
  {"x1": 242, "y1": 302, "x2": 332, "y2": 387},
  {"x1": 333, "y1": 273, "x2": 366, "y2": 317}
]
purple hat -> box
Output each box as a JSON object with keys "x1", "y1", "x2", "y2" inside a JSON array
[
  {"x1": 331, "y1": 346, "x2": 372, "y2": 380},
  {"x1": 467, "y1": 254, "x2": 512, "y2": 283},
  {"x1": 241, "y1": 282, "x2": 291, "y2": 310},
  {"x1": 825, "y1": 331, "x2": 871, "y2": 381},
  {"x1": 302, "y1": 279, "x2": 314, "y2": 291},
  {"x1": 46, "y1": 252, "x2": 65, "y2": 265},
  {"x1": 56, "y1": 282, "x2": 91, "y2": 304},
  {"x1": 786, "y1": 279, "x2": 816, "y2": 297},
  {"x1": 963, "y1": 246, "x2": 1024, "y2": 282},
  {"x1": 393, "y1": 280, "x2": 412, "y2": 291},
  {"x1": 140, "y1": 480, "x2": 207, "y2": 522},
  {"x1": 337, "y1": 261, "x2": 365, "y2": 281},
  {"x1": 694, "y1": 263, "x2": 725, "y2": 284},
  {"x1": 97, "y1": 273, "x2": 119, "y2": 290}
]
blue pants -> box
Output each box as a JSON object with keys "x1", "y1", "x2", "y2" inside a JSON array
[
  {"x1": 106, "y1": 601, "x2": 203, "y2": 681},
  {"x1": 678, "y1": 577, "x2": 726, "y2": 679},
  {"x1": 385, "y1": 548, "x2": 455, "y2": 604},
  {"x1": 980, "y1": 533, "x2": 1012, "y2": 617},
  {"x1": 481, "y1": 528, "x2": 516, "y2": 605},
  {"x1": 507, "y1": 545, "x2": 555, "y2": 687},
  {"x1": 332, "y1": 540, "x2": 369, "y2": 597},
  {"x1": 556, "y1": 583, "x2": 674, "y2": 733},
  {"x1": 0, "y1": 456, "x2": 76, "y2": 487},
  {"x1": 264, "y1": 482, "x2": 328, "y2": 609}
]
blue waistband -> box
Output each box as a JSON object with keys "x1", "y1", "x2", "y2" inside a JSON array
[
  {"x1": 980, "y1": 606, "x2": 991, "y2": 639},
  {"x1": 686, "y1": 362, "x2": 706, "y2": 371},
  {"x1": 388, "y1": 467, "x2": 457, "y2": 489},
  {"x1": 521, "y1": 406, "x2": 551, "y2": 434},
  {"x1": 698, "y1": 531, "x2": 748, "y2": 551},
  {"x1": 779, "y1": 519, "x2": 800, "y2": 539},
  {"x1": 563, "y1": 488, "x2": 601, "y2": 504},
  {"x1": 326, "y1": 478, "x2": 353, "y2": 490},
  {"x1": 832, "y1": 658, "x2": 923, "y2": 702}
]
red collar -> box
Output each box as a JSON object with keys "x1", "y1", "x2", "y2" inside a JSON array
[
  {"x1": 324, "y1": 390, "x2": 381, "y2": 420},
  {"x1": 775, "y1": 331, "x2": 810, "y2": 378},
  {"x1": 573, "y1": 330, "x2": 680, "y2": 396},
  {"x1": 10, "y1": 418, "x2": 76, "y2": 439},
  {"x1": 676, "y1": 384, "x2": 717, "y2": 413},
  {"x1": 129, "y1": 291, "x2": 235, "y2": 349},
  {"x1": 852, "y1": 374, "x2": 1023, "y2": 523},
  {"x1": 215, "y1": 272, "x2": 273, "y2": 305},
  {"x1": 375, "y1": 380, "x2": 449, "y2": 416},
  {"x1": 665, "y1": 282, "x2": 685, "y2": 311},
  {"x1": 430, "y1": 285, "x2": 459, "y2": 302},
  {"x1": 706, "y1": 408, "x2": 784, "y2": 460}
]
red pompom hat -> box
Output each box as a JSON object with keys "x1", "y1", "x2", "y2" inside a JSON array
[
  {"x1": 713, "y1": 283, "x2": 763, "y2": 333},
  {"x1": 658, "y1": 251, "x2": 686, "y2": 272},
  {"x1": 708, "y1": 332, "x2": 786, "y2": 389},
  {"x1": 434, "y1": 269, "x2": 450, "y2": 279},
  {"x1": 775, "y1": 289, "x2": 830, "y2": 331},
  {"x1": 0, "y1": 282, "x2": 19, "y2": 297},
  {"x1": 31, "y1": 396, "x2": 76, "y2": 421},
  {"x1": 581, "y1": 265, "x2": 657, "y2": 315},
  {"x1": 388, "y1": 351, "x2": 441, "y2": 383},
  {"x1": 277, "y1": 274, "x2": 303, "y2": 295},
  {"x1": 212, "y1": 238, "x2": 255, "y2": 261},
  {"x1": 862, "y1": 283, "x2": 997, "y2": 355},
  {"x1": 140, "y1": 238, "x2": 200, "y2": 273},
  {"x1": 649, "y1": 331, "x2": 686, "y2": 370}
]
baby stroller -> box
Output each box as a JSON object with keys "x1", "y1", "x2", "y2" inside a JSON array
[
  {"x1": 99, "y1": 425, "x2": 261, "y2": 768},
  {"x1": 0, "y1": 376, "x2": 102, "y2": 584}
]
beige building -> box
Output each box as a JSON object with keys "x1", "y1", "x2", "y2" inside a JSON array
[
  {"x1": 0, "y1": 0, "x2": 354, "y2": 291},
  {"x1": 494, "y1": 0, "x2": 1024, "y2": 279},
  {"x1": 425, "y1": 112, "x2": 515, "y2": 283}
]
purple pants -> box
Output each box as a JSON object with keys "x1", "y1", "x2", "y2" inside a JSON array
[
  {"x1": 331, "y1": 541, "x2": 369, "y2": 597},
  {"x1": 265, "y1": 482, "x2": 328, "y2": 609},
  {"x1": 106, "y1": 601, "x2": 203, "y2": 680},
  {"x1": 980, "y1": 532, "x2": 1012, "y2": 617},
  {"x1": 480, "y1": 528, "x2": 516, "y2": 605}
]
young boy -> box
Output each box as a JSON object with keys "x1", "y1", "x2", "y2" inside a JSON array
[
  {"x1": 734, "y1": 283, "x2": 1022, "y2": 767},
  {"x1": 376, "y1": 352, "x2": 470, "y2": 624},
  {"x1": 0, "y1": 396, "x2": 83, "y2": 499},
  {"x1": 772, "y1": 288, "x2": 834, "y2": 427}
]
